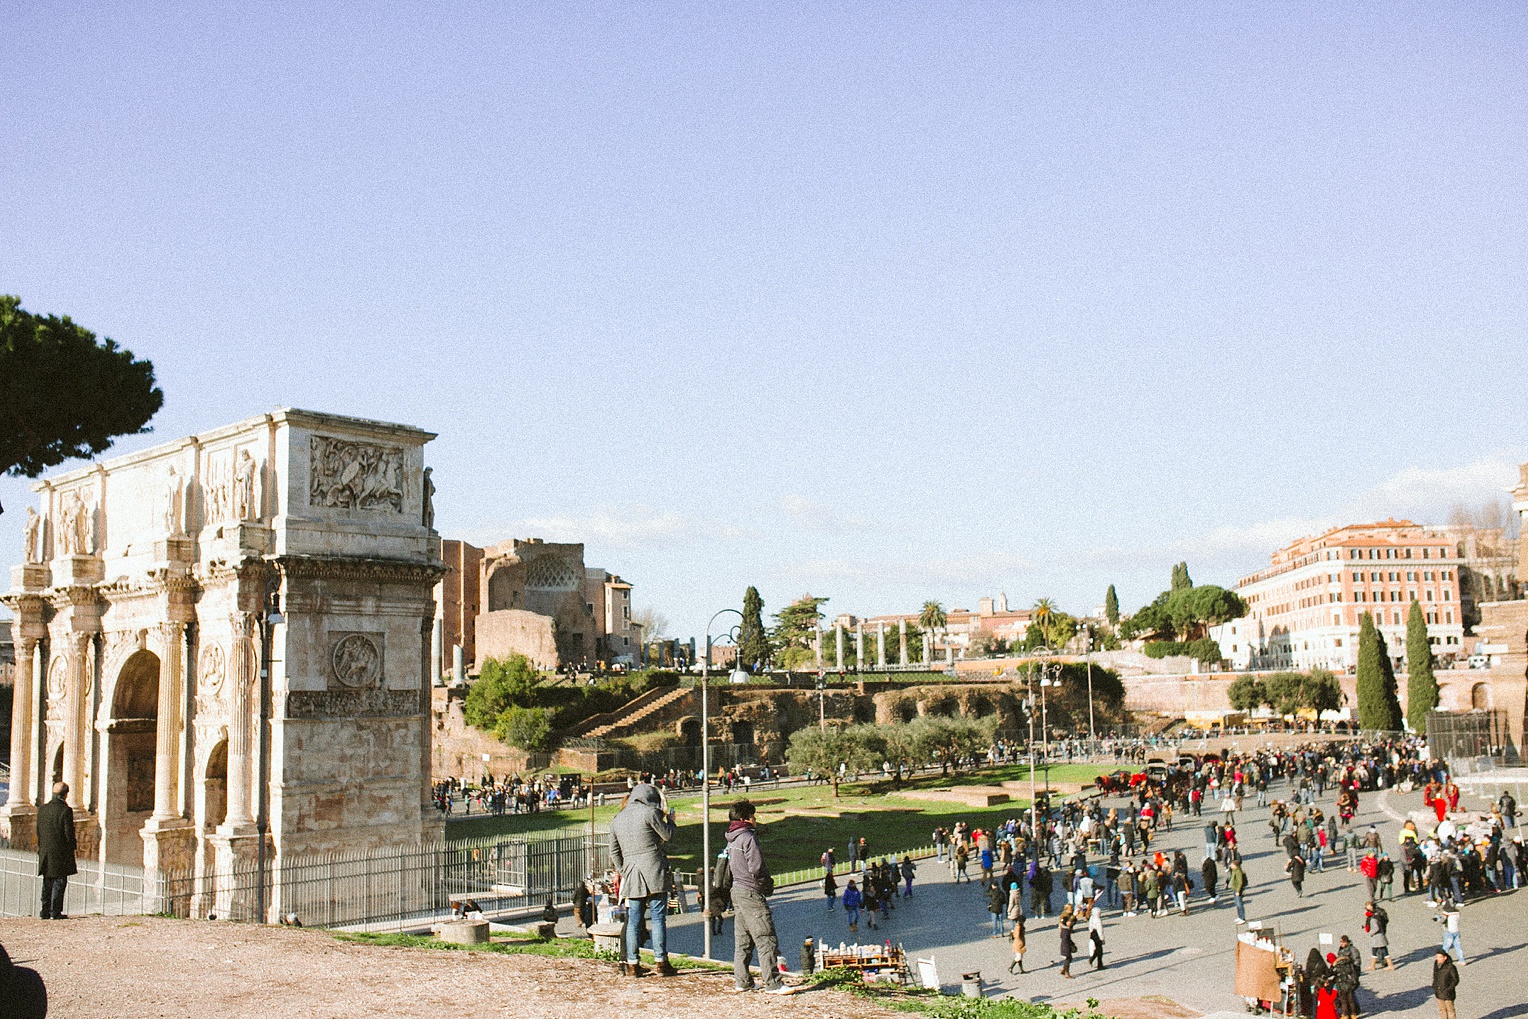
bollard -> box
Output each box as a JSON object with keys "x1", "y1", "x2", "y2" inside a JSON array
[
  {"x1": 961, "y1": 971, "x2": 982, "y2": 998},
  {"x1": 801, "y1": 937, "x2": 816, "y2": 976}
]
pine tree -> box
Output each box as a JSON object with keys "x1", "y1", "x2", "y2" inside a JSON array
[
  {"x1": 1170, "y1": 562, "x2": 1193, "y2": 593},
  {"x1": 1405, "y1": 600, "x2": 1438, "y2": 733},
  {"x1": 1105, "y1": 585, "x2": 1120, "y2": 626},
  {"x1": 738, "y1": 586, "x2": 769, "y2": 672}
]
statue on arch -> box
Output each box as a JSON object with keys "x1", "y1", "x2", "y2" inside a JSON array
[
  {"x1": 24, "y1": 505, "x2": 44, "y2": 562},
  {"x1": 160, "y1": 465, "x2": 185, "y2": 535}
]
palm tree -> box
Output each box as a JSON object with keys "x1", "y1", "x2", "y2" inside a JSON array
[
  {"x1": 919, "y1": 600, "x2": 948, "y2": 631},
  {"x1": 1032, "y1": 597, "x2": 1059, "y2": 649}
]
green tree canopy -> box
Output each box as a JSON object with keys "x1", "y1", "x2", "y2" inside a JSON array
[
  {"x1": 1227, "y1": 674, "x2": 1265, "y2": 713},
  {"x1": 1405, "y1": 600, "x2": 1439, "y2": 732},
  {"x1": 919, "y1": 600, "x2": 948, "y2": 631},
  {"x1": 1170, "y1": 561, "x2": 1193, "y2": 593},
  {"x1": 1, "y1": 295, "x2": 164, "y2": 513},
  {"x1": 738, "y1": 586, "x2": 769, "y2": 671},
  {"x1": 785, "y1": 724, "x2": 883, "y2": 797},
  {"x1": 772, "y1": 594, "x2": 829, "y2": 655},
  {"x1": 1104, "y1": 584, "x2": 1120, "y2": 626},
  {"x1": 1263, "y1": 671, "x2": 1307, "y2": 720},
  {"x1": 496, "y1": 706, "x2": 554, "y2": 752},
  {"x1": 463, "y1": 654, "x2": 542, "y2": 729},
  {"x1": 1304, "y1": 669, "x2": 1345, "y2": 722}
]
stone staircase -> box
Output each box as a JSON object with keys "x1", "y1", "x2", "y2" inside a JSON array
[{"x1": 573, "y1": 686, "x2": 695, "y2": 740}]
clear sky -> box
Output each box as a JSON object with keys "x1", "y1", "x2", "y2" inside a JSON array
[{"x1": 3, "y1": 3, "x2": 1525, "y2": 638}]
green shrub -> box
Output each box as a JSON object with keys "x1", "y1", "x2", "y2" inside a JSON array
[
  {"x1": 495, "y1": 706, "x2": 555, "y2": 752},
  {"x1": 1187, "y1": 637, "x2": 1223, "y2": 663},
  {"x1": 1142, "y1": 641, "x2": 1187, "y2": 659}
]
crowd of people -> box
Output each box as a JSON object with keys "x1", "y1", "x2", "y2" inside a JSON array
[{"x1": 909, "y1": 733, "x2": 1510, "y2": 1017}]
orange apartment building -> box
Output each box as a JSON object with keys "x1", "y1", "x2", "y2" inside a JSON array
[{"x1": 1212, "y1": 519, "x2": 1465, "y2": 673}]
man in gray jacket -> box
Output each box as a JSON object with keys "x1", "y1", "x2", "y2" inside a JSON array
[
  {"x1": 609, "y1": 783, "x2": 678, "y2": 977},
  {"x1": 725, "y1": 800, "x2": 796, "y2": 994}
]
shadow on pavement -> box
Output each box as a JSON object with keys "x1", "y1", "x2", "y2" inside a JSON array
[{"x1": 0, "y1": 943, "x2": 48, "y2": 1019}]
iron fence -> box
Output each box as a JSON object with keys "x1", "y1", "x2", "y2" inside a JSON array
[
  {"x1": 0, "y1": 832, "x2": 610, "y2": 930},
  {"x1": 0, "y1": 846, "x2": 162, "y2": 919}
]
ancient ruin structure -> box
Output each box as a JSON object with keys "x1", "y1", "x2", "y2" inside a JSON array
[{"x1": 2, "y1": 409, "x2": 443, "y2": 916}]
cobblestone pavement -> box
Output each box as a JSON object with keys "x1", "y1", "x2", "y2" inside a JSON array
[{"x1": 664, "y1": 781, "x2": 1524, "y2": 1017}]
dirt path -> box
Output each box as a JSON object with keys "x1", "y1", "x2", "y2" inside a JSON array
[{"x1": 0, "y1": 917, "x2": 904, "y2": 1019}]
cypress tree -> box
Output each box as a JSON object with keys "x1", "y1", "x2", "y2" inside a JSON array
[
  {"x1": 1405, "y1": 600, "x2": 1439, "y2": 733},
  {"x1": 1105, "y1": 585, "x2": 1120, "y2": 626},
  {"x1": 1375, "y1": 626, "x2": 1404, "y2": 731},
  {"x1": 738, "y1": 586, "x2": 769, "y2": 671},
  {"x1": 1356, "y1": 612, "x2": 1388, "y2": 731},
  {"x1": 1170, "y1": 562, "x2": 1193, "y2": 593}
]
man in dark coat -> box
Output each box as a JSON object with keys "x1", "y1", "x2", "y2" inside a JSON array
[
  {"x1": 37, "y1": 781, "x2": 77, "y2": 919},
  {"x1": 1432, "y1": 949, "x2": 1459, "y2": 1019}
]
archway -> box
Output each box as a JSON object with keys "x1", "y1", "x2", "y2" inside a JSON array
[
  {"x1": 102, "y1": 650, "x2": 160, "y2": 865},
  {"x1": 1471, "y1": 683, "x2": 1491, "y2": 710},
  {"x1": 203, "y1": 739, "x2": 228, "y2": 830}
]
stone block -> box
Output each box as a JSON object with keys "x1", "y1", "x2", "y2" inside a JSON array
[
  {"x1": 10, "y1": 562, "x2": 49, "y2": 592},
  {"x1": 51, "y1": 555, "x2": 103, "y2": 588},
  {"x1": 438, "y1": 919, "x2": 490, "y2": 945}
]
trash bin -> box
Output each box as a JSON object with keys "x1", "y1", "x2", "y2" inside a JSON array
[
  {"x1": 961, "y1": 971, "x2": 982, "y2": 998},
  {"x1": 801, "y1": 938, "x2": 816, "y2": 976}
]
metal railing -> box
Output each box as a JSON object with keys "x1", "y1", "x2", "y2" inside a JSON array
[
  {"x1": 0, "y1": 832, "x2": 610, "y2": 930},
  {"x1": 0, "y1": 846, "x2": 162, "y2": 919}
]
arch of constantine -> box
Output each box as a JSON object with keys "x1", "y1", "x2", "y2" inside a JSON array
[{"x1": 2, "y1": 408, "x2": 443, "y2": 916}]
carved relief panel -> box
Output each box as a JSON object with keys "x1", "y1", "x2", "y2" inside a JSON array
[
  {"x1": 309, "y1": 436, "x2": 404, "y2": 512},
  {"x1": 201, "y1": 445, "x2": 264, "y2": 525}
]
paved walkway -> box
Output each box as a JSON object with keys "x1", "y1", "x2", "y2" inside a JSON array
[{"x1": 662, "y1": 781, "x2": 1524, "y2": 1017}]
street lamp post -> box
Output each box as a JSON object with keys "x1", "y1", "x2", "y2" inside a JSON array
[{"x1": 701, "y1": 608, "x2": 743, "y2": 961}]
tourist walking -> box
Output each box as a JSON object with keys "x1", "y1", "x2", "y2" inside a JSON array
[
  {"x1": 724, "y1": 800, "x2": 795, "y2": 995},
  {"x1": 1086, "y1": 897, "x2": 1106, "y2": 970},
  {"x1": 901, "y1": 855, "x2": 916, "y2": 897},
  {"x1": 1438, "y1": 898, "x2": 1463, "y2": 964},
  {"x1": 842, "y1": 878, "x2": 862, "y2": 931},
  {"x1": 1201, "y1": 855, "x2": 1218, "y2": 904},
  {"x1": 1433, "y1": 950, "x2": 1459, "y2": 1019},
  {"x1": 1286, "y1": 853, "x2": 1306, "y2": 898},
  {"x1": 609, "y1": 783, "x2": 678, "y2": 978},
  {"x1": 1229, "y1": 858, "x2": 1248, "y2": 923},
  {"x1": 1364, "y1": 901, "x2": 1393, "y2": 971},
  {"x1": 988, "y1": 877, "x2": 1008, "y2": 936},
  {"x1": 1057, "y1": 904, "x2": 1077, "y2": 978},
  {"x1": 36, "y1": 782, "x2": 76, "y2": 920},
  {"x1": 1008, "y1": 913, "x2": 1027, "y2": 974},
  {"x1": 823, "y1": 869, "x2": 837, "y2": 910}
]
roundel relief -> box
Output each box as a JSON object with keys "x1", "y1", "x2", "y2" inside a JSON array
[
  {"x1": 331, "y1": 633, "x2": 382, "y2": 688},
  {"x1": 199, "y1": 644, "x2": 226, "y2": 695},
  {"x1": 47, "y1": 657, "x2": 68, "y2": 699}
]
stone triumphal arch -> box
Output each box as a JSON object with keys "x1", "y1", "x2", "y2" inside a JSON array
[{"x1": 3, "y1": 408, "x2": 444, "y2": 917}]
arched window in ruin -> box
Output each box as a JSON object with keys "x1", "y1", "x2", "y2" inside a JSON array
[
  {"x1": 203, "y1": 739, "x2": 229, "y2": 830},
  {"x1": 1471, "y1": 683, "x2": 1490, "y2": 710}
]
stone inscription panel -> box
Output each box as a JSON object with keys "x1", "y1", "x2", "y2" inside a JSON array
[
  {"x1": 286, "y1": 688, "x2": 419, "y2": 719},
  {"x1": 309, "y1": 436, "x2": 405, "y2": 512}
]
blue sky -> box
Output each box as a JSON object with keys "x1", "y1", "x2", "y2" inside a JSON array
[{"x1": 3, "y1": 3, "x2": 1525, "y2": 637}]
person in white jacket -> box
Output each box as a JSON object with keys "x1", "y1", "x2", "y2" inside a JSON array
[{"x1": 1086, "y1": 896, "x2": 1106, "y2": 971}]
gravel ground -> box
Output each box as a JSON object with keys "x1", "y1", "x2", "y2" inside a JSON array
[{"x1": 0, "y1": 916, "x2": 905, "y2": 1019}]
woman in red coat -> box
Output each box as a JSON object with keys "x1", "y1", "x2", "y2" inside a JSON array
[{"x1": 1315, "y1": 955, "x2": 1341, "y2": 1019}]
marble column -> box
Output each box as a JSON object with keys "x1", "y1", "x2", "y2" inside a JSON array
[
  {"x1": 223, "y1": 616, "x2": 256, "y2": 829},
  {"x1": 877, "y1": 623, "x2": 886, "y2": 668},
  {"x1": 5, "y1": 637, "x2": 38, "y2": 810},
  {"x1": 898, "y1": 622, "x2": 908, "y2": 667},
  {"x1": 64, "y1": 633, "x2": 92, "y2": 808},
  {"x1": 152, "y1": 623, "x2": 186, "y2": 821},
  {"x1": 856, "y1": 624, "x2": 864, "y2": 672},
  {"x1": 923, "y1": 628, "x2": 932, "y2": 667},
  {"x1": 835, "y1": 623, "x2": 845, "y2": 672},
  {"x1": 814, "y1": 624, "x2": 822, "y2": 670}
]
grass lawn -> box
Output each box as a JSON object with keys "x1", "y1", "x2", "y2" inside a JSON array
[{"x1": 442, "y1": 760, "x2": 1113, "y2": 874}]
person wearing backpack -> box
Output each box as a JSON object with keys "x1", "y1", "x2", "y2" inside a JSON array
[
  {"x1": 724, "y1": 799, "x2": 795, "y2": 995},
  {"x1": 709, "y1": 847, "x2": 731, "y2": 936},
  {"x1": 1365, "y1": 900, "x2": 1393, "y2": 971}
]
